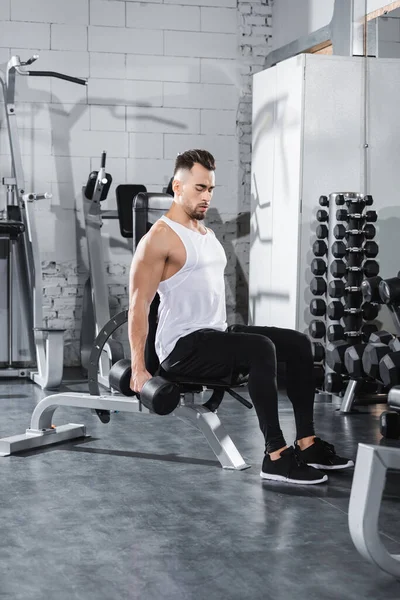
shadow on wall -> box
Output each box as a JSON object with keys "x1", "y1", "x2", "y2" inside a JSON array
[{"x1": 207, "y1": 207, "x2": 249, "y2": 326}]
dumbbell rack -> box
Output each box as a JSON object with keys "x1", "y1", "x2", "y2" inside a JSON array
[{"x1": 309, "y1": 192, "x2": 380, "y2": 399}]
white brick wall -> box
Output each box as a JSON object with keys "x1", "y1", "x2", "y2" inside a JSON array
[{"x1": 0, "y1": 0, "x2": 272, "y2": 365}]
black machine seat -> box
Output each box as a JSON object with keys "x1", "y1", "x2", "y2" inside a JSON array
[{"x1": 0, "y1": 220, "x2": 25, "y2": 240}]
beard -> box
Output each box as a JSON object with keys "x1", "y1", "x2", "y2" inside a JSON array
[{"x1": 187, "y1": 207, "x2": 206, "y2": 221}]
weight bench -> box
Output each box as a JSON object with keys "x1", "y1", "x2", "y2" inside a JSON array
[
  {"x1": 0, "y1": 192, "x2": 252, "y2": 470},
  {"x1": 0, "y1": 309, "x2": 252, "y2": 470}
]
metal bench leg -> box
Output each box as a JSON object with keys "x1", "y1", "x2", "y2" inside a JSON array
[
  {"x1": 174, "y1": 404, "x2": 250, "y2": 470},
  {"x1": 31, "y1": 330, "x2": 65, "y2": 390},
  {"x1": 349, "y1": 443, "x2": 400, "y2": 579}
]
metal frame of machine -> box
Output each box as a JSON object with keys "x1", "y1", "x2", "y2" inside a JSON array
[{"x1": 0, "y1": 54, "x2": 86, "y2": 389}]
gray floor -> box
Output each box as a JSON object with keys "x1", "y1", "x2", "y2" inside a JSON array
[{"x1": 0, "y1": 374, "x2": 399, "y2": 600}]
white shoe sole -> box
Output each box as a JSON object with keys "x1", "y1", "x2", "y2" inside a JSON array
[
  {"x1": 260, "y1": 471, "x2": 328, "y2": 485},
  {"x1": 307, "y1": 460, "x2": 354, "y2": 470}
]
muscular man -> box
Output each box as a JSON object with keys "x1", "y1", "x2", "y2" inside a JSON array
[{"x1": 128, "y1": 149, "x2": 353, "y2": 485}]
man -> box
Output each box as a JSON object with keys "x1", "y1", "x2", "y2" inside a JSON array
[{"x1": 128, "y1": 149, "x2": 353, "y2": 485}]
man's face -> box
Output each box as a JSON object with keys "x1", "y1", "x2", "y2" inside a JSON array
[{"x1": 173, "y1": 163, "x2": 215, "y2": 221}]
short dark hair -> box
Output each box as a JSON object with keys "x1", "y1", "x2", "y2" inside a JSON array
[{"x1": 173, "y1": 149, "x2": 216, "y2": 176}]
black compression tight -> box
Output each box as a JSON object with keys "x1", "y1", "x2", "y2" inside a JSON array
[{"x1": 161, "y1": 324, "x2": 316, "y2": 453}]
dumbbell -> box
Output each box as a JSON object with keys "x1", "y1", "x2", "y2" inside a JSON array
[
  {"x1": 363, "y1": 224, "x2": 376, "y2": 239},
  {"x1": 336, "y1": 209, "x2": 377, "y2": 222},
  {"x1": 325, "y1": 372, "x2": 345, "y2": 394},
  {"x1": 319, "y1": 195, "x2": 329, "y2": 207},
  {"x1": 361, "y1": 276, "x2": 382, "y2": 303},
  {"x1": 314, "y1": 364, "x2": 325, "y2": 389},
  {"x1": 332, "y1": 241, "x2": 346, "y2": 258},
  {"x1": 311, "y1": 258, "x2": 327, "y2": 276},
  {"x1": 328, "y1": 280, "x2": 345, "y2": 298},
  {"x1": 364, "y1": 195, "x2": 374, "y2": 206},
  {"x1": 362, "y1": 302, "x2": 380, "y2": 321},
  {"x1": 333, "y1": 224, "x2": 346, "y2": 240},
  {"x1": 380, "y1": 411, "x2": 400, "y2": 439},
  {"x1": 345, "y1": 330, "x2": 392, "y2": 380},
  {"x1": 312, "y1": 240, "x2": 328, "y2": 257},
  {"x1": 326, "y1": 341, "x2": 351, "y2": 374},
  {"x1": 362, "y1": 331, "x2": 394, "y2": 380},
  {"x1": 363, "y1": 260, "x2": 379, "y2": 278},
  {"x1": 379, "y1": 277, "x2": 400, "y2": 305},
  {"x1": 312, "y1": 342, "x2": 325, "y2": 363},
  {"x1": 379, "y1": 351, "x2": 400, "y2": 387},
  {"x1": 334, "y1": 194, "x2": 346, "y2": 205},
  {"x1": 378, "y1": 337, "x2": 400, "y2": 386},
  {"x1": 316, "y1": 209, "x2": 328, "y2": 222},
  {"x1": 310, "y1": 277, "x2": 327, "y2": 296},
  {"x1": 309, "y1": 320, "x2": 326, "y2": 339},
  {"x1": 109, "y1": 359, "x2": 180, "y2": 415},
  {"x1": 316, "y1": 224, "x2": 329, "y2": 239},
  {"x1": 310, "y1": 298, "x2": 326, "y2": 317},
  {"x1": 363, "y1": 241, "x2": 379, "y2": 258},
  {"x1": 330, "y1": 260, "x2": 346, "y2": 278}
]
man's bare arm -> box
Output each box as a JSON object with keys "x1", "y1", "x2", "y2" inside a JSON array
[{"x1": 128, "y1": 226, "x2": 168, "y2": 388}]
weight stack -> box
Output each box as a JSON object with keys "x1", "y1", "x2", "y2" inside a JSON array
[{"x1": 308, "y1": 192, "x2": 380, "y2": 395}]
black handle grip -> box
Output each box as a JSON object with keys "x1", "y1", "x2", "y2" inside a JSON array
[
  {"x1": 101, "y1": 151, "x2": 107, "y2": 168},
  {"x1": 27, "y1": 70, "x2": 87, "y2": 86}
]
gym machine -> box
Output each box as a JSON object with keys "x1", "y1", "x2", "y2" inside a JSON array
[
  {"x1": 80, "y1": 151, "x2": 145, "y2": 388},
  {"x1": 0, "y1": 192, "x2": 252, "y2": 471},
  {"x1": 349, "y1": 410, "x2": 400, "y2": 579},
  {"x1": 0, "y1": 55, "x2": 86, "y2": 389}
]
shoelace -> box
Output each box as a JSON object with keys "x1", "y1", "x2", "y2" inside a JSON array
[{"x1": 315, "y1": 438, "x2": 336, "y2": 455}]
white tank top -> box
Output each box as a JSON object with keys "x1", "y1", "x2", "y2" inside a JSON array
[{"x1": 155, "y1": 215, "x2": 228, "y2": 363}]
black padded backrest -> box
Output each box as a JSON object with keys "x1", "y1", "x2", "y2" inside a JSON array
[
  {"x1": 116, "y1": 184, "x2": 147, "y2": 238},
  {"x1": 133, "y1": 192, "x2": 173, "y2": 375}
]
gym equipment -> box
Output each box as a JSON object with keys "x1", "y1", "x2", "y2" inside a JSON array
[
  {"x1": 363, "y1": 224, "x2": 376, "y2": 239},
  {"x1": 379, "y1": 276, "x2": 400, "y2": 305},
  {"x1": 324, "y1": 372, "x2": 343, "y2": 393},
  {"x1": 332, "y1": 241, "x2": 346, "y2": 258},
  {"x1": 0, "y1": 55, "x2": 86, "y2": 389},
  {"x1": 0, "y1": 193, "x2": 253, "y2": 471},
  {"x1": 327, "y1": 324, "x2": 344, "y2": 341},
  {"x1": 325, "y1": 341, "x2": 349, "y2": 374},
  {"x1": 310, "y1": 298, "x2": 326, "y2": 316},
  {"x1": 109, "y1": 359, "x2": 180, "y2": 415},
  {"x1": 349, "y1": 439, "x2": 400, "y2": 578},
  {"x1": 330, "y1": 259, "x2": 346, "y2": 278},
  {"x1": 328, "y1": 280, "x2": 345, "y2": 297},
  {"x1": 312, "y1": 240, "x2": 328, "y2": 256},
  {"x1": 310, "y1": 277, "x2": 327, "y2": 295},
  {"x1": 319, "y1": 195, "x2": 329, "y2": 206},
  {"x1": 333, "y1": 224, "x2": 346, "y2": 239},
  {"x1": 364, "y1": 241, "x2": 379, "y2": 258},
  {"x1": 316, "y1": 209, "x2": 328, "y2": 222},
  {"x1": 309, "y1": 320, "x2": 326, "y2": 339},
  {"x1": 311, "y1": 258, "x2": 327, "y2": 275},
  {"x1": 363, "y1": 260, "x2": 379, "y2": 277},
  {"x1": 345, "y1": 330, "x2": 392, "y2": 382},
  {"x1": 361, "y1": 276, "x2": 382, "y2": 303},
  {"x1": 80, "y1": 152, "x2": 146, "y2": 387},
  {"x1": 316, "y1": 224, "x2": 328, "y2": 239},
  {"x1": 312, "y1": 342, "x2": 325, "y2": 362},
  {"x1": 379, "y1": 352, "x2": 400, "y2": 388}
]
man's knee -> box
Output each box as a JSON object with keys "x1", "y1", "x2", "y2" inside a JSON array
[
  {"x1": 289, "y1": 330, "x2": 313, "y2": 357},
  {"x1": 251, "y1": 334, "x2": 276, "y2": 360}
]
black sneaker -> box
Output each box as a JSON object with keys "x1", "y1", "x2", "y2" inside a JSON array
[
  {"x1": 295, "y1": 437, "x2": 354, "y2": 470},
  {"x1": 260, "y1": 447, "x2": 328, "y2": 485}
]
